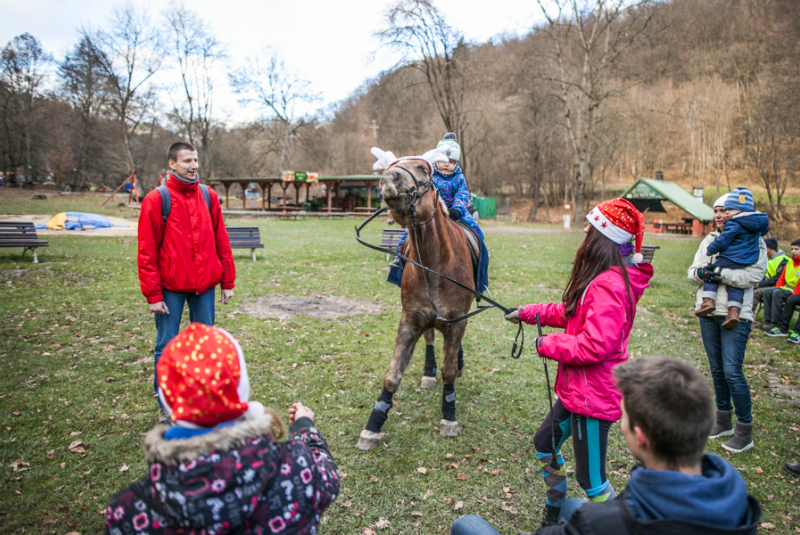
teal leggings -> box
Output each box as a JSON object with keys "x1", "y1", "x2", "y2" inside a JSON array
[{"x1": 534, "y1": 399, "x2": 614, "y2": 506}]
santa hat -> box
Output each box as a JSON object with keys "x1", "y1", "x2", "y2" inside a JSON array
[
  {"x1": 157, "y1": 323, "x2": 264, "y2": 428},
  {"x1": 586, "y1": 198, "x2": 645, "y2": 264}
]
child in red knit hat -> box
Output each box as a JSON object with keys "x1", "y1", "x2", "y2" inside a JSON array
[
  {"x1": 504, "y1": 198, "x2": 653, "y2": 527},
  {"x1": 106, "y1": 323, "x2": 339, "y2": 535}
]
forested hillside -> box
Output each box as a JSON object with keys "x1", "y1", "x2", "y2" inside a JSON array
[{"x1": 2, "y1": 0, "x2": 798, "y2": 221}]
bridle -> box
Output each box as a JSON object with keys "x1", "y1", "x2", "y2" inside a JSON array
[{"x1": 355, "y1": 162, "x2": 524, "y2": 359}]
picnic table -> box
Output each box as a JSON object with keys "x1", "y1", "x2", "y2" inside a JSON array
[{"x1": 661, "y1": 222, "x2": 692, "y2": 234}]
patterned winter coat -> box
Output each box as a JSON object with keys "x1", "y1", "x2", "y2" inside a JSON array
[
  {"x1": 105, "y1": 415, "x2": 338, "y2": 535},
  {"x1": 432, "y1": 166, "x2": 482, "y2": 240}
]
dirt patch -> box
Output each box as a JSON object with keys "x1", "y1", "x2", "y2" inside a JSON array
[
  {"x1": 239, "y1": 294, "x2": 386, "y2": 320},
  {"x1": 766, "y1": 372, "x2": 800, "y2": 407},
  {"x1": 0, "y1": 268, "x2": 31, "y2": 280}
]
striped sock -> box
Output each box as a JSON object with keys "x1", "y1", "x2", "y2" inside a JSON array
[
  {"x1": 586, "y1": 481, "x2": 616, "y2": 503},
  {"x1": 537, "y1": 450, "x2": 567, "y2": 509}
]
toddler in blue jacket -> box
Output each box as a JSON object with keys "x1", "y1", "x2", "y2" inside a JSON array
[{"x1": 695, "y1": 187, "x2": 769, "y2": 329}]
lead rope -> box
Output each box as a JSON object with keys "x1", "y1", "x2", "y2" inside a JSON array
[{"x1": 536, "y1": 312, "x2": 559, "y2": 470}]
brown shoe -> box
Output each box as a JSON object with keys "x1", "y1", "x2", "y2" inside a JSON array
[
  {"x1": 695, "y1": 298, "x2": 716, "y2": 317},
  {"x1": 722, "y1": 307, "x2": 740, "y2": 330}
]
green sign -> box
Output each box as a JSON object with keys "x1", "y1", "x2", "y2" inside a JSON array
[{"x1": 626, "y1": 181, "x2": 665, "y2": 200}]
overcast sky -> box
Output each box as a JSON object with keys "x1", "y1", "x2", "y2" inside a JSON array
[{"x1": 0, "y1": 0, "x2": 543, "y2": 123}]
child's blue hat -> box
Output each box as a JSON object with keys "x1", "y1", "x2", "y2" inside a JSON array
[{"x1": 723, "y1": 187, "x2": 754, "y2": 212}]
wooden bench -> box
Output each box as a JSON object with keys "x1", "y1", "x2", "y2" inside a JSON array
[
  {"x1": 0, "y1": 221, "x2": 49, "y2": 263},
  {"x1": 381, "y1": 228, "x2": 406, "y2": 260},
  {"x1": 640, "y1": 245, "x2": 660, "y2": 263},
  {"x1": 226, "y1": 226, "x2": 264, "y2": 261}
]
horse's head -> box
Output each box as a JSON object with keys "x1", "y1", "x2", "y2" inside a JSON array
[{"x1": 380, "y1": 159, "x2": 445, "y2": 226}]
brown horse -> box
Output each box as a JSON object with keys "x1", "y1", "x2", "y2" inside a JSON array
[{"x1": 356, "y1": 158, "x2": 477, "y2": 450}]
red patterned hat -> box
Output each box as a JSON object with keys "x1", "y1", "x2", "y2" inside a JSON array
[
  {"x1": 157, "y1": 323, "x2": 264, "y2": 428},
  {"x1": 586, "y1": 198, "x2": 645, "y2": 263}
]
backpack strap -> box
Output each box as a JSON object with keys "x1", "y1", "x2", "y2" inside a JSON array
[
  {"x1": 157, "y1": 184, "x2": 211, "y2": 223},
  {"x1": 199, "y1": 184, "x2": 211, "y2": 212},
  {"x1": 157, "y1": 185, "x2": 170, "y2": 223}
]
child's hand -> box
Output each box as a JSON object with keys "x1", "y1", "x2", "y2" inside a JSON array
[
  {"x1": 504, "y1": 308, "x2": 521, "y2": 324},
  {"x1": 289, "y1": 402, "x2": 315, "y2": 424}
]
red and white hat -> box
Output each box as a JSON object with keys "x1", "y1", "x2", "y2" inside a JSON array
[
  {"x1": 586, "y1": 198, "x2": 645, "y2": 263},
  {"x1": 157, "y1": 323, "x2": 264, "y2": 428}
]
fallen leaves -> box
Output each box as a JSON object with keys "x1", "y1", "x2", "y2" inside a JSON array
[
  {"x1": 456, "y1": 472, "x2": 468, "y2": 480},
  {"x1": 411, "y1": 511, "x2": 423, "y2": 517},
  {"x1": 46, "y1": 450, "x2": 54, "y2": 460},
  {"x1": 375, "y1": 517, "x2": 390, "y2": 530},
  {"x1": 119, "y1": 464, "x2": 129, "y2": 472},
  {"x1": 416, "y1": 467, "x2": 428, "y2": 475},
  {"x1": 500, "y1": 503, "x2": 519, "y2": 516},
  {"x1": 338, "y1": 500, "x2": 352, "y2": 509},
  {"x1": 761, "y1": 522, "x2": 775, "y2": 530},
  {"x1": 10, "y1": 460, "x2": 30, "y2": 472},
  {"x1": 754, "y1": 467, "x2": 764, "y2": 475},
  {"x1": 369, "y1": 475, "x2": 378, "y2": 483},
  {"x1": 454, "y1": 500, "x2": 464, "y2": 511},
  {"x1": 68, "y1": 440, "x2": 86, "y2": 454},
  {"x1": 361, "y1": 529, "x2": 376, "y2": 535},
  {"x1": 12, "y1": 410, "x2": 21, "y2": 417}
]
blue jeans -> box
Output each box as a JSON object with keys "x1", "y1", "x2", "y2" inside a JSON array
[
  {"x1": 451, "y1": 501, "x2": 586, "y2": 535},
  {"x1": 153, "y1": 288, "x2": 215, "y2": 402},
  {"x1": 699, "y1": 316, "x2": 752, "y2": 423}
]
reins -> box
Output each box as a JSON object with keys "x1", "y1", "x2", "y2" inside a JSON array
[{"x1": 354, "y1": 165, "x2": 524, "y2": 359}]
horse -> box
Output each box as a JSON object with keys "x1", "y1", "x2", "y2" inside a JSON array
[{"x1": 356, "y1": 157, "x2": 478, "y2": 450}]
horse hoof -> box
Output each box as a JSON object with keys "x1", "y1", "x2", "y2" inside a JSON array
[
  {"x1": 355, "y1": 430, "x2": 381, "y2": 451},
  {"x1": 439, "y1": 419, "x2": 461, "y2": 437},
  {"x1": 420, "y1": 376, "x2": 437, "y2": 388}
]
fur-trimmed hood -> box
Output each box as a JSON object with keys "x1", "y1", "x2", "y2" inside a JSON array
[{"x1": 143, "y1": 413, "x2": 274, "y2": 464}]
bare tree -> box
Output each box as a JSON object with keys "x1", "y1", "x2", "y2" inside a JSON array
[
  {"x1": 162, "y1": 2, "x2": 225, "y2": 177},
  {"x1": 377, "y1": 0, "x2": 471, "y2": 168},
  {"x1": 229, "y1": 49, "x2": 319, "y2": 177},
  {"x1": 0, "y1": 33, "x2": 52, "y2": 181},
  {"x1": 92, "y1": 1, "x2": 162, "y2": 175},
  {"x1": 59, "y1": 34, "x2": 112, "y2": 185},
  {"x1": 535, "y1": 0, "x2": 655, "y2": 216}
]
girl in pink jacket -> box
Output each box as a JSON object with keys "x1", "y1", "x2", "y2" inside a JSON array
[{"x1": 505, "y1": 198, "x2": 653, "y2": 527}]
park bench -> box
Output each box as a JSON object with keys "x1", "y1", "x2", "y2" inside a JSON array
[
  {"x1": 226, "y1": 226, "x2": 264, "y2": 261},
  {"x1": 0, "y1": 221, "x2": 49, "y2": 263},
  {"x1": 381, "y1": 228, "x2": 405, "y2": 260},
  {"x1": 640, "y1": 244, "x2": 660, "y2": 263}
]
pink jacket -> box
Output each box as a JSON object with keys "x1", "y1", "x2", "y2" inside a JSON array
[{"x1": 519, "y1": 264, "x2": 653, "y2": 422}]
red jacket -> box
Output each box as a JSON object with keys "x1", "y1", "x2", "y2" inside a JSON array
[
  {"x1": 137, "y1": 174, "x2": 235, "y2": 303},
  {"x1": 519, "y1": 264, "x2": 653, "y2": 422}
]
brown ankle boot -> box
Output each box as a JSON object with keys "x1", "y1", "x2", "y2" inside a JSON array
[
  {"x1": 722, "y1": 306, "x2": 740, "y2": 330},
  {"x1": 695, "y1": 298, "x2": 716, "y2": 317}
]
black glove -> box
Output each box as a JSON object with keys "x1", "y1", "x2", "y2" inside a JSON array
[
  {"x1": 448, "y1": 207, "x2": 461, "y2": 221},
  {"x1": 696, "y1": 267, "x2": 722, "y2": 284}
]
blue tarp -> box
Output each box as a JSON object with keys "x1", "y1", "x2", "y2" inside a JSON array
[{"x1": 36, "y1": 212, "x2": 122, "y2": 231}]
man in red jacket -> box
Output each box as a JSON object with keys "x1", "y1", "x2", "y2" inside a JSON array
[{"x1": 137, "y1": 142, "x2": 236, "y2": 421}]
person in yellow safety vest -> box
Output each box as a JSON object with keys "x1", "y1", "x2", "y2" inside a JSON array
[
  {"x1": 754, "y1": 237, "x2": 790, "y2": 329},
  {"x1": 764, "y1": 240, "x2": 800, "y2": 341}
]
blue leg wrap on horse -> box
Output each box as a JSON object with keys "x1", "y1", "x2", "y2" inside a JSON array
[
  {"x1": 458, "y1": 346, "x2": 464, "y2": 371},
  {"x1": 442, "y1": 383, "x2": 456, "y2": 421},
  {"x1": 424, "y1": 345, "x2": 437, "y2": 377},
  {"x1": 366, "y1": 389, "x2": 394, "y2": 433}
]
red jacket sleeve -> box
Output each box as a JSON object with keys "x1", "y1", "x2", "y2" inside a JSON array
[
  {"x1": 519, "y1": 302, "x2": 568, "y2": 329},
  {"x1": 137, "y1": 193, "x2": 165, "y2": 303},
  {"x1": 210, "y1": 190, "x2": 236, "y2": 290},
  {"x1": 538, "y1": 280, "x2": 629, "y2": 366}
]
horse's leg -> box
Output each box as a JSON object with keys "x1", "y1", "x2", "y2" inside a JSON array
[
  {"x1": 421, "y1": 329, "x2": 437, "y2": 388},
  {"x1": 356, "y1": 318, "x2": 423, "y2": 451},
  {"x1": 439, "y1": 322, "x2": 467, "y2": 437},
  {"x1": 457, "y1": 345, "x2": 464, "y2": 378}
]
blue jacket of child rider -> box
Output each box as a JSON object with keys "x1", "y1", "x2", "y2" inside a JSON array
[
  {"x1": 706, "y1": 211, "x2": 769, "y2": 265},
  {"x1": 433, "y1": 165, "x2": 483, "y2": 240}
]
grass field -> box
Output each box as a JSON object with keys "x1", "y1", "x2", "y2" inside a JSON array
[{"x1": 1, "y1": 190, "x2": 799, "y2": 534}]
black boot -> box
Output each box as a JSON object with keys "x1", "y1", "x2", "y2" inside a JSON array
[
  {"x1": 784, "y1": 462, "x2": 800, "y2": 476},
  {"x1": 389, "y1": 255, "x2": 402, "y2": 269},
  {"x1": 540, "y1": 504, "x2": 560, "y2": 527}
]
